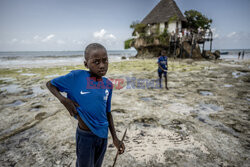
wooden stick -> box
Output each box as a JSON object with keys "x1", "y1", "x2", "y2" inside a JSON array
[{"x1": 112, "y1": 129, "x2": 127, "y2": 167}]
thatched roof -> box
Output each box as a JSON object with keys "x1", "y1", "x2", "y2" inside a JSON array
[{"x1": 141, "y1": 0, "x2": 187, "y2": 25}]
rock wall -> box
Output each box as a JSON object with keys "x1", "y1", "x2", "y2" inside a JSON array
[
  {"x1": 203, "y1": 50, "x2": 221, "y2": 60},
  {"x1": 132, "y1": 38, "x2": 220, "y2": 60},
  {"x1": 181, "y1": 42, "x2": 203, "y2": 59},
  {"x1": 135, "y1": 47, "x2": 165, "y2": 58}
]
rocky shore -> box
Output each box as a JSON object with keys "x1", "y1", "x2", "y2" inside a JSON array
[{"x1": 0, "y1": 58, "x2": 249, "y2": 166}]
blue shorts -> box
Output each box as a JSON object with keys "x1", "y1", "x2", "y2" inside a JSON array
[
  {"x1": 158, "y1": 69, "x2": 167, "y2": 78},
  {"x1": 76, "y1": 126, "x2": 107, "y2": 167}
]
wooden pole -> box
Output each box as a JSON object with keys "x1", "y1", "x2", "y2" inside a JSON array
[
  {"x1": 210, "y1": 31, "x2": 213, "y2": 52},
  {"x1": 202, "y1": 42, "x2": 205, "y2": 55},
  {"x1": 112, "y1": 129, "x2": 127, "y2": 167},
  {"x1": 210, "y1": 39, "x2": 213, "y2": 52}
]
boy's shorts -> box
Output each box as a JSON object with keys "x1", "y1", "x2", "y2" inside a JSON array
[
  {"x1": 158, "y1": 69, "x2": 167, "y2": 78},
  {"x1": 76, "y1": 125, "x2": 107, "y2": 167}
]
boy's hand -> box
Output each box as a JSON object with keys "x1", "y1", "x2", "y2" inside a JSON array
[
  {"x1": 113, "y1": 138, "x2": 125, "y2": 154},
  {"x1": 60, "y1": 97, "x2": 79, "y2": 116}
]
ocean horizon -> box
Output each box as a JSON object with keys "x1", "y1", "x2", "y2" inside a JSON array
[{"x1": 0, "y1": 49, "x2": 249, "y2": 68}]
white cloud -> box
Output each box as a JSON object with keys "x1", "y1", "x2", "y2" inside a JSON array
[
  {"x1": 213, "y1": 31, "x2": 250, "y2": 49},
  {"x1": 33, "y1": 35, "x2": 41, "y2": 40},
  {"x1": 93, "y1": 29, "x2": 117, "y2": 40},
  {"x1": 210, "y1": 28, "x2": 219, "y2": 39},
  {"x1": 42, "y1": 34, "x2": 55, "y2": 42},
  {"x1": 211, "y1": 28, "x2": 216, "y2": 32},
  {"x1": 107, "y1": 34, "x2": 116, "y2": 39},
  {"x1": 214, "y1": 34, "x2": 219, "y2": 39},
  {"x1": 91, "y1": 29, "x2": 119, "y2": 49},
  {"x1": 10, "y1": 38, "x2": 18, "y2": 43},
  {"x1": 93, "y1": 29, "x2": 106, "y2": 38},
  {"x1": 227, "y1": 32, "x2": 236, "y2": 38}
]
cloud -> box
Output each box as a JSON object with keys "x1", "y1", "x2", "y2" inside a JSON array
[
  {"x1": 93, "y1": 29, "x2": 117, "y2": 40},
  {"x1": 91, "y1": 29, "x2": 119, "y2": 49},
  {"x1": 225, "y1": 32, "x2": 250, "y2": 40},
  {"x1": 211, "y1": 28, "x2": 216, "y2": 32},
  {"x1": 33, "y1": 35, "x2": 41, "y2": 40},
  {"x1": 107, "y1": 34, "x2": 116, "y2": 39},
  {"x1": 227, "y1": 32, "x2": 236, "y2": 38},
  {"x1": 42, "y1": 34, "x2": 55, "y2": 42},
  {"x1": 11, "y1": 38, "x2": 18, "y2": 43},
  {"x1": 213, "y1": 34, "x2": 219, "y2": 39},
  {"x1": 211, "y1": 28, "x2": 219, "y2": 39},
  {"x1": 213, "y1": 31, "x2": 250, "y2": 49},
  {"x1": 94, "y1": 29, "x2": 106, "y2": 38}
]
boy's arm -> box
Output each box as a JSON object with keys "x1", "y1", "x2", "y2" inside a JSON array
[
  {"x1": 166, "y1": 60, "x2": 168, "y2": 70},
  {"x1": 158, "y1": 63, "x2": 167, "y2": 72},
  {"x1": 46, "y1": 81, "x2": 79, "y2": 116},
  {"x1": 107, "y1": 112, "x2": 125, "y2": 154}
]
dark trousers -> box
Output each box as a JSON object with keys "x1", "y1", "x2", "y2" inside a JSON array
[
  {"x1": 158, "y1": 69, "x2": 167, "y2": 78},
  {"x1": 76, "y1": 126, "x2": 107, "y2": 167}
]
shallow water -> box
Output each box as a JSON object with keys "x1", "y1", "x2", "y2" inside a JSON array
[
  {"x1": 192, "y1": 103, "x2": 223, "y2": 116},
  {"x1": 32, "y1": 85, "x2": 47, "y2": 95},
  {"x1": 191, "y1": 103, "x2": 239, "y2": 137},
  {"x1": 0, "y1": 84, "x2": 23, "y2": 93},
  {"x1": 44, "y1": 74, "x2": 60, "y2": 78},
  {"x1": 5, "y1": 100, "x2": 25, "y2": 107},
  {"x1": 199, "y1": 91, "x2": 213, "y2": 96},
  {"x1": 23, "y1": 85, "x2": 47, "y2": 98},
  {"x1": 21, "y1": 73, "x2": 37, "y2": 76},
  {"x1": 224, "y1": 84, "x2": 233, "y2": 87},
  {"x1": 192, "y1": 103, "x2": 222, "y2": 123},
  {"x1": 232, "y1": 71, "x2": 247, "y2": 78},
  {"x1": 0, "y1": 77, "x2": 16, "y2": 83},
  {"x1": 140, "y1": 97, "x2": 153, "y2": 102}
]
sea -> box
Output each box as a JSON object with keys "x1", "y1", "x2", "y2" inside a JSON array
[
  {"x1": 0, "y1": 50, "x2": 137, "y2": 68},
  {"x1": 218, "y1": 49, "x2": 250, "y2": 60},
  {"x1": 0, "y1": 49, "x2": 249, "y2": 68}
]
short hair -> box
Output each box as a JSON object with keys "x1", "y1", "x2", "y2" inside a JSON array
[
  {"x1": 84, "y1": 43, "x2": 107, "y2": 60},
  {"x1": 161, "y1": 50, "x2": 167, "y2": 55}
]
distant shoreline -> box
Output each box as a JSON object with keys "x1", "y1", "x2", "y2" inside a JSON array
[{"x1": 0, "y1": 49, "x2": 249, "y2": 69}]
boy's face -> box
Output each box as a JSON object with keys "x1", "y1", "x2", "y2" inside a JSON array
[
  {"x1": 84, "y1": 48, "x2": 108, "y2": 77},
  {"x1": 161, "y1": 50, "x2": 166, "y2": 56}
]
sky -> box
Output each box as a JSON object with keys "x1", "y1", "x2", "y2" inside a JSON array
[{"x1": 0, "y1": 0, "x2": 249, "y2": 51}]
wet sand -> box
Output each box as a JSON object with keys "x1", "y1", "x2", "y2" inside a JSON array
[{"x1": 0, "y1": 58, "x2": 249, "y2": 166}]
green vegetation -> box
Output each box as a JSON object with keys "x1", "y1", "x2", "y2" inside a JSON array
[
  {"x1": 157, "y1": 28, "x2": 169, "y2": 45},
  {"x1": 132, "y1": 24, "x2": 147, "y2": 37},
  {"x1": 130, "y1": 20, "x2": 140, "y2": 29},
  {"x1": 135, "y1": 28, "x2": 169, "y2": 47},
  {"x1": 0, "y1": 60, "x2": 205, "y2": 88},
  {"x1": 2, "y1": 60, "x2": 204, "y2": 76},
  {"x1": 184, "y1": 10, "x2": 212, "y2": 31},
  {"x1": 125, "y1": 20, "x2": 170, "y2": 48},
  {"x1": 155, "y1": 24, "x2": 160, "y2": 35},
  {"x1": 130, "y1": 21, "x2": 147, "y2": 37},
  {"x1": 124, "y1": 38, "x2": 135, "y2": 49}
]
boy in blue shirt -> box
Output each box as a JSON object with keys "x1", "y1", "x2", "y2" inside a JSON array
[
  {"x1": 158, "y1": 50, "x2": 169, "y2": 89},
  {"x1": 46, "y1": 43, "x2": 125, "y2": 167}
]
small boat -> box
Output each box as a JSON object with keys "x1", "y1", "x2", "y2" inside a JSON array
[{"x1": 220, "y1": 52, "x2": 229, "y2": 55}]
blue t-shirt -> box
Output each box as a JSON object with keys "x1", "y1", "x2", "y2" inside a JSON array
[
  {"x1": 51, "y1": 70, "x2": 113, "y2": 138},
  {"x1": 158, "y1": 56, "x2": 168, "y2": 71}
]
